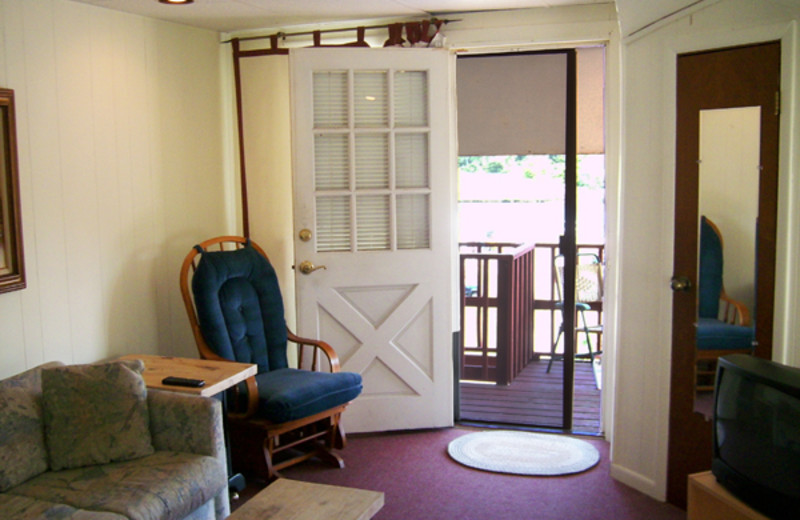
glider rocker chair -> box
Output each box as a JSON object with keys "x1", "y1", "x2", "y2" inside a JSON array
[
  {"x1": 179, "y1": 236, "x2": 363, "y2": 481},
  {"x1": 694, "y1": 216, "x2": 755, "y2": 390}
]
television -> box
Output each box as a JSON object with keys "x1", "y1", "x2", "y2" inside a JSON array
[{"x1": 712, "y1": 354, "x2": 800, "y2": 519}]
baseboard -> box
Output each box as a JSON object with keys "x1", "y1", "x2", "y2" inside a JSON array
[{"x1": 610, "y1": 463, "x2": 666, "y2": 502}]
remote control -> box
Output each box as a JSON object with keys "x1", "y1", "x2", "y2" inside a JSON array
[{"x1": 162, "y1": 376, "x2": 205, "y2": 388}]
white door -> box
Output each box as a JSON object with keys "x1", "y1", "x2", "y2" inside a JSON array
[{"x1": 290, "y1": 48, "x2": 456, "y2": 433}]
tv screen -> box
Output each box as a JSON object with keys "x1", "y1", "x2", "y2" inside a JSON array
[{"x1": 712, "y1": 354, "x2": 800, "y2": 519}]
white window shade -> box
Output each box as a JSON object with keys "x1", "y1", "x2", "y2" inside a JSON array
[
  {"x1": 357, "y1": 195, "x2": 390, "y2": 250},
  {"x1": 395, "y1": 71, "x2": 428, "y2": 127},
  {"x1": 355, "y1": 134, "x2": 389, "y2": 189},
  {"x1": 395, "y1": 133, "x2": 428, "y2": 188},
  {"x1": 312, "y1": 67, "x2": 431, "y2": 252},
  {"x1": 316, "y1": 196, "x2": 351, "y2": 252},
  {"x1": 313, "y1": 71, "x2": 348, "y2": 128},
  {"x1": 354, "y1": 71, "x2": 388, "y2": 127},
  {"x1": 397, "y1": 194, "x2": 430, "y2": 249},
  {"x1": 457, "y1": 48, "x2": 604, "y2": 156},
  {"x1": 314, "y1": 134, "x2": 349, "y2": 190}
]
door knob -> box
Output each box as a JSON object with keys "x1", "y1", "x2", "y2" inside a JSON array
[
  {"x1": 298, "y1": 260, "x2": 327, "y2": 275},
  {"x1": 670, "y1": 276, "x2": 692, "y2": 292}
]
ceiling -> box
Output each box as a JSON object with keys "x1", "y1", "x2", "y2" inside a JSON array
[
  {"x1": 68, "y1": 1, "x2": 609, "y2": 33},
  {"x1": 68, "y1": 0, "x2": 800, "y2": 36}
]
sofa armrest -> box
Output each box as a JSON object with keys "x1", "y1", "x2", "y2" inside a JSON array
[
  {"x1": 147, "y1": 390, "x2": 225, "y2": 462},
  {"x1": 148, "y1": 391, "x2": 231, "y2": 520}
]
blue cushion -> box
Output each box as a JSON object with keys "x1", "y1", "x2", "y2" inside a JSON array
[
  {"x1": 191, "y1": 243, "x2": 288, "y2": 373},
  {"x1": 698, "y1": 216, "x2": 724, "y2": 319},
  {"x1": 191, "y1": 241, "x2": 363, "y2": 424},
  {"x1": 255, "y1": 368, "x2": 363, "y2": 423},
  {"x1": 696, "y1": 317, "x2": 755, "y2": 351}
]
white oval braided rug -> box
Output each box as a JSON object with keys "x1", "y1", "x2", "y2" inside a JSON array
[{"x1": 447, "y1": 430, "x2": 600, "y2": 476}]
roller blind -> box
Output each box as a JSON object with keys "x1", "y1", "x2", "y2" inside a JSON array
[{"x1": 457, "y1": 47, "x2": 604, "y2": 155}]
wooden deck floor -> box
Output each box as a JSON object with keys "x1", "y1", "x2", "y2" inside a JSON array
[{"x1": 459, "y1": 358, "x2": 602, "y2": 433}]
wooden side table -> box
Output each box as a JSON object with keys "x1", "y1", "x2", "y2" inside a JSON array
[
  {"x1": 119, "y1": 354, "x2": 257, "y2": 494},
  {"x1": 118, "y1": 354, "x2": 256, "y2": 396},
  {"x1": 229, "y1": 478, "x2": 384, "y2": 520}
]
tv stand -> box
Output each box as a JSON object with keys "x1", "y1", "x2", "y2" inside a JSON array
[{"x1": 687, "y1": 471, "x2": 769, "y2": 520}]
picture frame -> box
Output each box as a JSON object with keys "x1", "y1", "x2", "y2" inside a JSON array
[{"x1": 0, "y1": 87, "x2": 25, "y2": 294}]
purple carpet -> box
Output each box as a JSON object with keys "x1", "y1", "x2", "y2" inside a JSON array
[{"x1": 235, "y1": 427, "x2": 685, "y2": 520}]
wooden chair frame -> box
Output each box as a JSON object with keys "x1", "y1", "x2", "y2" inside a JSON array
[
  {"x1": 179, "y1": 236, "x2": 348, "y2": 481},
  {"x1": 695, "y1": 219, "x2": 754, "y2": 391}
]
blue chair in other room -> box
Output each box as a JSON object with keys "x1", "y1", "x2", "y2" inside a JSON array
[
  {"x1": 180, "y1": 236, "x2": 362, "y2": 481},
  {"x1": 695, "y1": 216, "x2": 755, "y2": 390}
]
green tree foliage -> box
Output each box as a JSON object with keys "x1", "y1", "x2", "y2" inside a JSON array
[{"x1": 459, "y1": 154, "x2": 605, "y2": 189}]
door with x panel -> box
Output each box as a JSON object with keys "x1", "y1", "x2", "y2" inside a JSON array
[{"x1": 290, "y1": 48, "x2": 457, "y2": 433}]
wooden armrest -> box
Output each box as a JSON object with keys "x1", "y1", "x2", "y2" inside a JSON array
[
  {"x1": 288, "y1": 329, "x2": 341, "y2": 373},
  {"x1": 244, "y1": 375, "x2": 259, "y2": 418},
  {"x1": 720, "y1": 292, "x2": 751, "y2": 326}
]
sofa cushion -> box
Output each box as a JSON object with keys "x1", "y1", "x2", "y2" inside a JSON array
[
  {"x1": 0, "y1": 493, "x2": 127, "y2": 519},
  {"x1": 41, "y1": 360, "x2": 154, "y2": 471},
  {"x1": 10, "y1": 451, "x2": 226, "y2": 520},
  {"x1": 0, "y1": 361, "x2": 63, "y2": 491}
]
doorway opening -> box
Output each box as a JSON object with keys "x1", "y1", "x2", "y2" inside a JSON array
[{"x1": 455, "y1": 48, "x2": 607, "y2": 434}]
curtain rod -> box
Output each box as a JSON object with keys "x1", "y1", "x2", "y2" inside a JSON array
[{"x1": 221, "y1": 18, "x2": 457, "y2": 44}]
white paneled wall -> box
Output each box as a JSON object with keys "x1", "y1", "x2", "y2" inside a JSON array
[
  {"x1": 613, "y1": 0, "x2": 800, "y2": 501},
  {"x1": 0, "y1": 0, "x2": 231, "y2": 378},
  {"x1": 239, "y1": 55, "x2": 296, "y2": 332}
]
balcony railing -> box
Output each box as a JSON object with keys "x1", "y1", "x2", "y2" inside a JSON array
[{"x1": 460, "y1": 242, "x2": 604, "y2": 385}]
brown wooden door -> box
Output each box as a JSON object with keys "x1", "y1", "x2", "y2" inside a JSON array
[{"x1": 668, "y1": 41, "x2": 781, "y2": 507}]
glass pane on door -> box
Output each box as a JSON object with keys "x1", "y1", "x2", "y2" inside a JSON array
[{"x1": 312, "y1": 68, "x2": 431, "y2": 253}]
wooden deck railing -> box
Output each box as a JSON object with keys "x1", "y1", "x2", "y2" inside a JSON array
[
  {"x1": 460, "y1": 242, "x2": 604, "y2": 386},
  {"x1": 460, "y1": 242, "x2": 535, "y2": 385}
]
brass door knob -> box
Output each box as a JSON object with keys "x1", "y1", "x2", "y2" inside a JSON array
[
  {"x1": 298, "y1": 260, "x2": 327, "y2": 275},
  {"x1": 670, "y1": 276, "x2": 692, "y2": 292}
]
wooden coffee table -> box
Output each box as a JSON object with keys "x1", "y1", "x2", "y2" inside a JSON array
[{"x1": 229, "y1": 478, "x2": 384, "y2": 520}]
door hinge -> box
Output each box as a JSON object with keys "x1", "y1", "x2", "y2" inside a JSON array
[{"x1": 775, "y1": 90, "x2": 781, "y2": 116}]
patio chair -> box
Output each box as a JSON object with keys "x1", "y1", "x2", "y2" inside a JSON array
[{"x1": 547, "y1": 253, "x2": 604, "y2": 386}]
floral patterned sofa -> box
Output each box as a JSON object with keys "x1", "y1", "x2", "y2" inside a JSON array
[{"x1": 0, "y1": 360, "x2": 230, "y2": 520}]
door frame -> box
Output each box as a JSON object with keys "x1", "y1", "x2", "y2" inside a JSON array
[
  {"x1": 668, "y1": 40, "x2": 781, "y2": 508},
  {"x1": 453, "y1": 48, "x2": 582, "y2": 431}
]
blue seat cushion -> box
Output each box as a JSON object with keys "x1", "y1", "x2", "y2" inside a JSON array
[
  {"x1": 192, "y1": 244, "x2": 288, "y2": 373},
  {"x1": 255, "y1": 368, "x2": 363, "y2": 423},
  {"x1": 696, "y1": 317, "x2": 755, "y2": 351}
]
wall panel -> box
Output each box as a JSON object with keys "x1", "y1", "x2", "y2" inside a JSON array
[{"x1": 0, "y1": 0, "x2": 229, "y2": 377}]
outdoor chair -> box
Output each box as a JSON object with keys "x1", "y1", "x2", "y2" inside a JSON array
[{"x1": 547, "y1": 253, "x2": 604, "y2": 387}]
